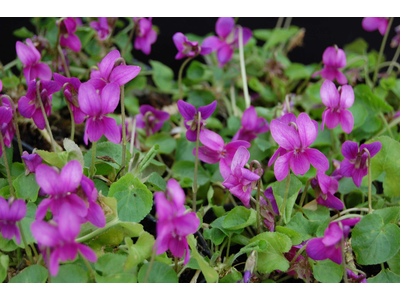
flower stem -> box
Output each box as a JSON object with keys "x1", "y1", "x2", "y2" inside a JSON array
[
  {"x1": 339, "y1": 223, "x2": 348, "y2": 283},
  {"x1": 0, "y1": 129, "x2": 14, "y2": 197},
  {"x1": 178, "y1": 56, "x2": 194, "y2": 100},
  {"x1": 230, "y1": 81, "x2": 237, "y2": 117},
  {"x1": 57, "y1": 45, "x2": 71, "y2": 78},
  {"x1": 379, "y1": 112, "x2": 394, "y2": 139},
  {"x1": 36, "y1": 81, "x2": 57, "y2": 153},
  {"x1": 278, "y1": 173, "x2": 291, "y2": 226},
  {"x1": 192, "y1": 111, "x2": 201, "y2": 212},
  {"x1": 299, "y1": 177, "x2": 313, "y2": 207},
  {"x1": 256, "y1": 180, "x2": 261, "y2": 235},
  {"x1": 363, "y1": 148, "x2": 373, "y2": 214},
  {"x1": 120, "y1": 85, "x2": 127, "y2": 177},
  {"x1": 373, "y1": 17, "x2": 394, "y2": 85},
  {"x1": 2, "y1": 58, "x2": 18, "y2": 72},
  {"x1": 238, "y1": 26, "x2": 250, "y2": 109},
  {"x1": 387, "y1": 43, "x2": 400, "y2": 74},
  {"x1": 76, "y1": 217, "x2": 120, "y2": 243},
  {"x1": 143, "y1": 247, "x2": 157, "y2": 283},
  {"x1": 290, "y1": 242, "x2": 308, "y2": 266},
  {"x1": 80, "y1": 252, "x2": 96, "y2": 282},
  {"x1": 17, "y1": 222, "x2": 33, "y2": 263},
  {"x1": 122, "y1": 23, "x2": 135, "y2": 58},
  {"x1": 65, "y1": 100, "x2": 75, "y2": 141},
  {"x1": 90, "y1": 141, "x2": 97, "y2": 179}
]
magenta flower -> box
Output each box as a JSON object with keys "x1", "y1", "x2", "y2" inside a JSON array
[
  {"x1": 283, "y1": 243, "x2": 311, "y2": 279},
  {"x1": 173, "y1": 32, "x2": 212, "y2": 59},
  {"x1": 202, "y1": 17, "x2": 252, "y2": 67},
  {"x1": 196, "y1": 129, "x2": 250, "y2": 166},
  {"x1": 331, "y1": 159, "x2": 343, "y2": 182},
  {"x1": 320, "y1": 80, "x2": 354, "y2": 133},
  {"x1": 220, "y1": 146, "x2": 260, "y2": 207},
  {"x1": 0, "y1": 97, "x2": 14, "y2": 151},
  {"x1": 155, "y1": 179, "x2": 199, "y2": 264},
  {"x1": 347, "y1": 269, "x2": 367, "y2": 283},
  {"x1": 312, "y1": 46, "x2": 347, "y2": 85},
  {"x1": 18, "y1": 80, "x2": 61, "y2": 130},
  {"x1": 362, "y1": 17, "x2": 388, "y2": 36},
  {"x1": 260, "y1": 187, "x2": 279, "y2": 232},
  {"x1": 90, "y1": 17, "x2": 110, "y2": 40},
  {"x1": 177, "y1": 100, "x2": 217, "y2": 142},
  {"x1": 88, "y1": 49, "x2": 141, "y2": 92},
  {"x1": 22, "y1": 151, "x2": 43, "y2": 175},
  {"x1": 35, "y1": 160, "x2": 88, "y2": 220},
  {"x1": 232, "y1": 106, "x2": 269, "y2": 142},
  {"x1": 268, "y1": 113, "x2": 329, "y2": 181},
  {"x1": 57, "y1": 17, "x2": 81, "y2": 52},
  {"x1": 78, "y1": 82, "x2": 121, "y2": 145},
  {"x1": 0, "y1": 198, "x2": 26, "y2": 244},
  {"x1": 134, "y1": 18, "x2": 157, "y2": 55},
  {"x1": 31, "y1": 203, "x2": 97, "y2": 276},
  {"x1": 53, "y1": 73, "x2": 86, "y2": 124},
  {"x1": 135, "y1": 105, "x2": 170, "y2": 137},
  {"x1": 16, "y1": 38, "x2": 52, "y2": 82},
  {"x1": 340, "y1": 141, "x2": 382, "y2": 187},
  {"x1": 311, "y1": 172, "x2": 343, "y2": 210},
  {"x1": 306, "y1": 218, "x2": 360, "y2": 265}
]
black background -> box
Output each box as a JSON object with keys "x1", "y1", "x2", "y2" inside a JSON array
[{"x1": 0, "y1": 17, "x2": 398, "y2": 74}]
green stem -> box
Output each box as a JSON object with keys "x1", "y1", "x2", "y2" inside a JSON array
[
  {"x1": 36, "y1": 81, "x2": 57, "y2": 153},
  {"x1": 30, "y1": 243, "x2": 39, "y2": 258},
  {"x1": 2, "y1": 58, "x2": 18, "y2": 72},
  {"x1": 230, "y1": 81, "x2": 237, "y2": 117},
  {"x1": 339, "y1": 223, "x2": 348, "y2": 283},
  {"x1": 76, "y1": 217, "x2": 120, "y2": 243},
  {"x1": 90, "y1": 141, "x2": 97, "y2": 179},
  {"x1": 299, "y1": 177, "x2": 313, "y2": 207},
  {"x1": 0, "y1": 129, "x2": 14, "y2": 197},
  {"x1": 57, "y1": 45, "x2": 71, "y2": 78},
  {"x1": 120, "y1": 85, "x2": 127, "y2": 177},
  {"x1": 238, "y1": 26, "x2": 250, "y2": 109},
  {"x1": 330, "y1": 208, "x2": 369, "y2": 221},
  {"x1": 275, "y1": 17, "x2": 284, "y2": 28},
  {"x1": 178, "y1": 56, "x2": 194, "y2": 99},
  {"x1": 290, "y1": 242, "x2": 307, "y2": 265},
  {"x1": 388, "y1": 43, "x2": 400, "y2": 74},
  {"x1": 256, "y1": 179, "x2": 261, "y2": 235},
  {"x1": 278, "y1": 174, "x2": 291, "y2": 226},
  {"x1": 373, "y1": 17, "x2": 394, "y2": 84},
  {"x1": 379, "y1": 112, "x2": 394, "y2": 139},
  {"x1": 122, "y1": 24, "x2": 135, "y2": 57},
  {"x1": 80, "y1": 252, "x2": 96, "y2": 282},
  {"x1": 192, "y1": 111, "x2": 201, "y2": 212},
  {"x1": 143, "y1": 248, "x2": 157, "y2": 283},
  {"x1": 65, "y1": 100, "x2": 75, "y2": 141},
  {"x1": 18, "y1": 221, "x2": 33, "y2": 263},
  {"x1": 364, "y1": 148, "x2": 373, "y2": 214},
  {"x1": 372, "y1": 115, "x2": 400, "y2": 138}
]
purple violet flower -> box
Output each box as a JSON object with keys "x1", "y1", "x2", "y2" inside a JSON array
[
  {"x1": 134, "y1": 18, "x2": 157, "y2": 55},
  {"x1": 22, "y1": 151, "x2": 43, "y2": 175},
  {"x1": 0, "y1": 198, "x2": 26, "y2": 244},
  {"x1": 16, "y1": 38, "x2": 52, "y2": 82},
  {"x1": 31, "y1": 203, "x2": 97, "y2": 276},
  {"x1": 340, "y1": 141, "x2": 382, "y2": 187},
  {"x1": 268, "y1": 113, "x2": 329, "y2": 181},
  {"x1": 362, "y1": 17, "x2": 388, "y2": 36},
  {"x1": 135, "y1": 105, "x2": 170, "y2": 137},
  {"x1": 202, "y1": 17, "x2": 252, "y2": 67},
  {"x1": 177, "y1": 100, "x2": 217, "y2": 142},
  {"x1": 90, "y1": 17, "x2": 110, "y2": 40},
  {"x1": 312, "y1": 46, "x2": 347, "y2": 85},
  {"x1": 35, "y1": 160, "x2": 88, "y2": 220},
  {"x1": 347, "y1": 269, "x2": 367, "y2": 283},
  {"x1": 331, "y1": 159, "x2": 343, "y2": 182},
  {"x1": 320, "y1": 80, "x2": 354, "y2": 134},
  {"x1": 173, "y1": 32, "x2": 212, "y2": 59},
  {"x1": 220, "y1": 146, "x2": 260, "y2": 207},
  {"x1": 155, "y1": 179, "x2": 200, "y2": 264},
  {"x1": 78, "y1": 82, "x2": 121, "y2": 145},
  {"x1": 88, "y1": 49, "x2": 141, "y2": 92},
  {"x1": 57, "y1": 17, "x2": 81, "y2": 52},
  {"x1": 53, "y1": 73, "x2": 86, "y2": 124},
  {"x1": 232, "y1": 106, "x2": 269, "y2": 142},
  {"x1": 311, "y1": 172, "x2": 344, "y2": 210},
  {"x1": 260, "y1": 187, "x2": 279, "y2": 232},
  {"x1": 283, "y1": 243, "x2": 311, "y2": 280},
  {"x1": 306, "y1": 218, "x2": 360, "y2": 265},
  {"x1": 18, "y1": 80, "x2": 61, "y2": 130},
  {"x1": 196, "y1": 129, "x2": 250, "y2": 165}
]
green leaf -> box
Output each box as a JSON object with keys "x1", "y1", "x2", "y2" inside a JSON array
[
  {"x1": 13, "y1": 173, "x2": 40, "y2": 202},
  {"x1": 175, "y1": 137, "x2": 195, "y2": 162},
  {"x1": 388, "y1": 249, "x2": 400, "y2": 275},
  {"x1": 352, "y1": 213, "x2": 400, "y2": 265},
  {"x1": 348, "y1": 103, "x2": 368, "y2": 130},
  {"x1": 0, "y1": 234, "x2": 18, "y2": 252},
  {"x1": 373, "y1": 207, "x2": 400, "y2": 225},
  {"x1": 187, "y1": 90, "x2": 215, "y2": 108},
  {"x1": 302, "y1": 206, "x2": 330, "y2": 222},
  {"x1": 284, "y1": 63, "x2": 314, "y2": 81},
  {"x1": 0, "y1": 254, "x2": 9, "y2": 283},
  {"x1": 220, "y1": 269, "x2": 243, "y2": 283},
  {"x1": 51, "y1": 264, "x2": 88, "y2": 283},
  {"x1": 187, "y1": 60, "x2": 208, "y2": 81},
  {"x1": 222, "y1": 206, "x2": 256, "y2": 230},
  {"x1": 94, "y1": 253, "x2": 137, "y2": 283},
  {"x1": 146, "y1": 172, "x2": 166, "y2": 191},
  {"x1": 10, "y1": 265, "x2": 48, "y2": 283},
  {"x1": 84, "y1": 141, "x2": 130, "y2": 170},
  {"x1": 249, "y1": 232, "x2": 292, "y2": 273},
  {"x1": 36, "y1": 150, "x2": 67, "y2": 169},
  {"x1": 108, "y1": 173, "x2": 153, "y2": 223},
  {"x1": 145, "y1": 132, "x2": 176, "y2": 155},
  {"x1": 1, "y1": 76, "x2": 19, "y2": 89},
  {"x1": 366, "y1": 136, "x2": 400, "y2": 197},
  {"x1": 124, "y1": 96, "x2": 139, "y2": 115},
  {"x1": 13, "y1": 26, "x2": 34, "y2": 38},
  {"x1": 187, "y1": 235, "x2": 218, "y2": 283},
  {"x1": 271, "y1": 174, "x2": 302, "y2": 224},
  {"x1": 312, "y1": 259, "x2": 343, "y2": 283},
  {"x1": 275, "y1": 226, "x2": 302, "y2": 245},
  {"x1": 149, "y1": 60, "x2": 174, "y2": 91},
  {"x1": 125, "y1": 232, "x2": 155, "y2": 270},
  {"x1": 344, "y1": 38, "x2": 368, "y2": 55},
  {"x1": 354, "y1": 84, "x2": 393, "y2": 113},
  {"x1": 338, "y1": 177, "x2": 376, "y2": 196},
  {"x1": 203, "y1": 228, "x2": 226, "y2": 246},
  {"x1": 64, "y1": 138, "x2": 84, "y2": 167},
  {"x1": 210, "y1": 216, "x2": 243, "y2": 236},
  {"x1": 286, "y1": 212, "x2": 321, "y2": 241},
  {"x1": 253, "y1": 29, "x2": 272, "y2": 41},
  {"x1": 138, "y1": 261, "x2": 178, "y2": 283},
  {"x1": 264, "y1": 27, "x2": 300, "y2": 50},
  {"x1": 368, "y1": 269, "x2": 400, "y2": 283},
  {"x1": 171, "y1": 161, "x2": 210, "y2": 188},
  {"x1": 14, "y1": 203, "x2": 37, "y2": 248}
]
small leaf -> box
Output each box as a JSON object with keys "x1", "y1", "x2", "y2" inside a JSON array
[
  {"x1": 149, "y1": 60, "x2": 174, "y2": 91},
  {"x1": 171, "y1": 161, "x2": 210, "y2": 188},
  {"x1": 51, "y1": 264, "x2": 88, "y2": 283},
  {"x1": 145, "y1": 132, "x2": 177, "y2": 155},
  {"x1": 125, "y1": 232, "x2": 155, "y2": 270},
  {"x1": 138, "y1": 261, "x2": 178, "y2": 283},
  {"x1": 275, "y1": 226, "x2": 302, "y2": 245},
  {"x1": 14, "y1": 203, "x2": 37, "y2": 248},
  {"x1": 312, "y1": 259, "x2": 343, "y2": 283},
  {"x1": 222, "y1": 206, "x2": 256, "y2": 230},
  {"x1": 146, "y1": 172, "x2": 166, "y2": 191},
  {"x1": 13, "y1": 27, "x2": 34, "y2": 38},
  {"x1": 36, "y1": 150, "x2": 67, "y2": 169},
  {"x1": 286, "y1": 212, "x2": 321, "y2": 241},
  {"x1": 64, "y1": 138, "x2": 84, "y2": 167},
  {"x1": 10, "y1": 265, "x2": 48, "y2": 283},
  {"x1": 0, "y1": 254, "x2": 9, "y2": 283},
  {"x1": 13, "y1": 173, "x2": 40, "y2": 202},
  {"x1": 368, "y1": 269, "x2": 400, "y2": 283}
]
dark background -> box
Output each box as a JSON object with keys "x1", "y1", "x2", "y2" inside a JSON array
[{"x1": 0, "y1": 17, "x2": 398, "y2": 74}]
